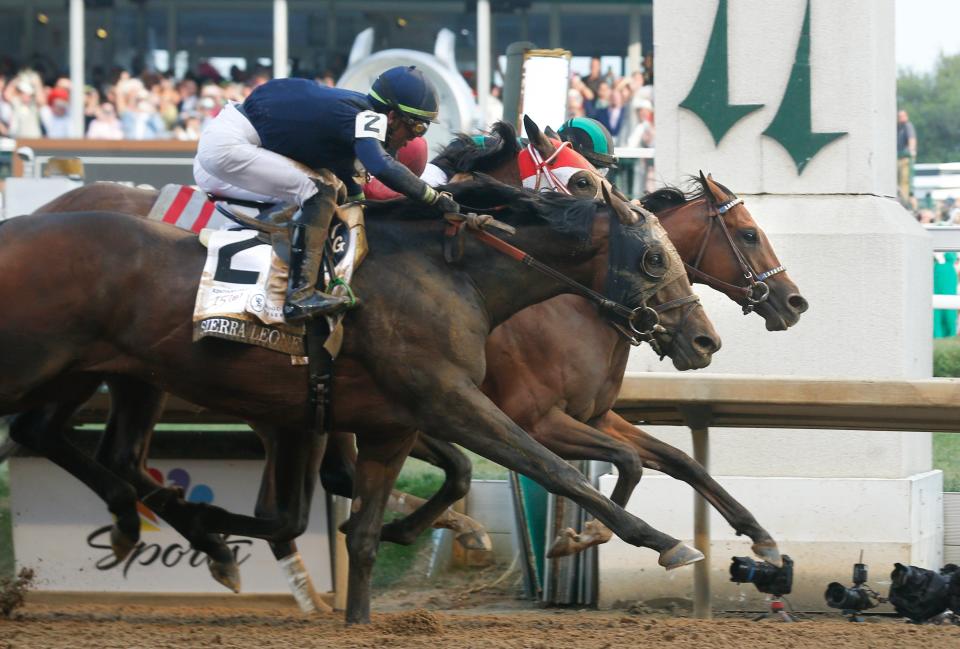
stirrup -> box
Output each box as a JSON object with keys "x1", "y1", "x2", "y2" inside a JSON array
[{"x1": 283, "y1": 292, "x2": 354, "y2": 322}]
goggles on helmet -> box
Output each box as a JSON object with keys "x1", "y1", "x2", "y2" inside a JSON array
[{"x1": 399, "y1": 113, "x2": 430, "y2": 137}]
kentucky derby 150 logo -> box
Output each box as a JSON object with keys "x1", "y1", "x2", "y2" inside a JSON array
[{"x1": 87, "y1": 466, "x2": 253, "y2": 577}]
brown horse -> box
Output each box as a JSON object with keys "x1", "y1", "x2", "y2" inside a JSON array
[
  {"x1": 28, "y1": 121, "x2": 797, "y2": 573},
  {"x1": 2, "y1": 177, "x2": 709, "y2": 623}
]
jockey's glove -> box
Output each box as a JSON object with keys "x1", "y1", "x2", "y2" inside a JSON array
[{"x1": 432, "y1": 191, "x2": 460, "y2": 216}]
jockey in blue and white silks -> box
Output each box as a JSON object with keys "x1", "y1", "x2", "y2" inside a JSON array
[{"x1": 194, "y1": 66, "x2": 459, "y2": 321}]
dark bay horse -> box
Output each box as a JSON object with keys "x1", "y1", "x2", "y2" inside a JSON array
[
  {"x1": 26, "y1": 122, "x2": 800, "y2": 575},
  {"x1": 1, "y1": 177, "x2": 707, "y2": 623}
]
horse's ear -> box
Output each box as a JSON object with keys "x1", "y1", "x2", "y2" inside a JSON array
[
  {"x1": 524, "y1": 114, "x2": 556, "y2": 159},
  {"x1": 701, "y1": 172, "x2": 727, "y2": 203},
  {"x1": 544, "y1": 125, "x2": 559, "y2": 140},
  {"x1": 603, "y1": 181, "x2": 638, "y2": 225},
  {"x1": 698, "y1": 170, "x2": 719, "y2": 204}
]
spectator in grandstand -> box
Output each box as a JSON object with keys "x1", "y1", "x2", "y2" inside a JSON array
[
  {"x1": 172, "y1": 113, "x2": 203, "y2": 141},
  {"x1": 40, "y1": 86, "x2": 71, "y2": 138},
  {"x1": 626, "y1": 101, "x2": 655, "y2": 149},
  {"x1": 117, "y1": 80, "x2": 167, "y2": 140},
  {"x1": 566, "y1": 87, "x2": 586, "y2": 120},
  {"x1": 85, "y1": 102, "x2": 124, "y2": 140},
  {"x1": 3, "y1": 71, "x2": 44, "y2": 138},
  {"x1": 155, "y1": 76, "x2": 182, "y2": 131},
  {"x1": 591, "y1": 80, "x2": 628, "y2": 138},
  {"x1": 0, "y1": 75, "x2": 11, "y2": 136},
  {"x1": 178, "y1": 78, "x2": 199, "y2": 115},
  {"x1": 83, "y1": 86, "x2": 101, "y2": 132}
]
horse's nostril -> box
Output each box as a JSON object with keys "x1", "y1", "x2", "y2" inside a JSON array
[
  {"x1": 787, "y1": 294, "x2": 809, "y2": 314},
  {"x1": 694, "y1": 335, "x2": 719, "y2": 355}
]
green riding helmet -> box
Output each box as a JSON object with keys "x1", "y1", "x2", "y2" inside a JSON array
[{"x1": 557, "y1": 117, "x2": 619, "y2": 171}]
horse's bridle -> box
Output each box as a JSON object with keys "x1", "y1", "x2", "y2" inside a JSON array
[
  {"x1": 660, "y1": 195, "x2": 785, "y2": 315},
  {"x1": 525, "y1": 141, "x2": 608, "y2": 202}
]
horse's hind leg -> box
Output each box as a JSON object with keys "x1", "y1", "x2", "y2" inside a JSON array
[
  {"x1": 599, "y1": 410, "x2": 781, "y2": 566},
  {"x1": 261, "y1": 424, "x2": 332, "y2": 614},
  {"x1": 96, "y1": 377, "x2": 242, "y2": 591},
  {"x1": 8, "y1": 385, "x2": 142, "y2": 560},
  {"x1": 343, "y1": 431, "x2": 418, "y2": 624},
  {"x1": 418, "y1": 384, "x2": 702, "y2": 569},
  {"x1": 379, "y1": 434, "x2": 491, "y2": 551}
]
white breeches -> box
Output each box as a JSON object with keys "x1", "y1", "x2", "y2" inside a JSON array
[
  {"x1": 193, "y1": 103, "x2": 319, "y2": 206},
  {"x1": 420, "y1": 162, "x2": 449, "y2": 188}
]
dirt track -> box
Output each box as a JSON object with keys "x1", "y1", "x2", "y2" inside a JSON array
[{"x1": 2, "y1": 595, "x2": 959, "y2": 649}]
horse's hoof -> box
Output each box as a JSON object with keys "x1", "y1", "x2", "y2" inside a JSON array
[
  {"x1": 455, "y1": 529, "x2": 493, "y2": 552},
  {"x1": 546, "y1": 528, "x2": 579, "y2": 558},
  {"x1": 110, "y1": 524, "x2": 138, "y2": 561},
  {"x1": 752, "y1": 540, "x2": 782, "y2": 567},
  {"x1": 581, "y1": 519, "x2": 613, "y2": 545},
  {"x1": 209, "y1": 558, "x2": 241, "y2": 593},
  {"x1": 658, "y1": 542, "x2": 704, "y2": 570}
]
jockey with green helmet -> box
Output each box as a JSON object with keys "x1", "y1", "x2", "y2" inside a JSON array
[{"x1": 555, "y1": 117, "x2": 619, "y2": 175}]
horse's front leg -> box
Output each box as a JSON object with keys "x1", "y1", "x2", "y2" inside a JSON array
[
  {"x1": 599, "y1": 410, "x2": 781, "y2": 566},
  {"x1": 524, "y1": 406, "x2": 645, "y2": 557},
  {"x1": 343, "y1": 431, "x2": 418, "y2": 624},
  {"x1": 417, "y1": 381, "x2": 702, "y2": 569}
]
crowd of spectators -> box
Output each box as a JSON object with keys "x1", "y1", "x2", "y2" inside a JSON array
[
  {"x1": 0, "y1": 60, "x2": 335, "y2": 142},
  {"x1": 567, "y1": 54, "x2": 655, "y2": 150}
]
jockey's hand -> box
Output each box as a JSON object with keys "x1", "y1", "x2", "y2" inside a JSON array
[{"x1": 433, "y1": 191, "x2": 460, "y2": 216}]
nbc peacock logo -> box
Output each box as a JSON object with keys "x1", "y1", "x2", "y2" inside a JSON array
[{"x1": 137, "y1": 467, "x2": 215, "y2": 532}]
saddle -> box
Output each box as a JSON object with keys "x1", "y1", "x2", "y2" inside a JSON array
[{"x1": 192, "y1": 196, "x2": 367, "y2": 359}]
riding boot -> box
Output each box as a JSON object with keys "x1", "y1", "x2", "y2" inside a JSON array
[{"x1": 283, "y1": 183, "x2": 353, "y2": 323}]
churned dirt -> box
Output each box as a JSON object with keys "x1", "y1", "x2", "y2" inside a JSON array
[
  {"x1": 2, "y1": 586, "x2": 959, "y2": 649},
  {"x1": 0, "y1": 568, "x2": 33, "y2": 618}
]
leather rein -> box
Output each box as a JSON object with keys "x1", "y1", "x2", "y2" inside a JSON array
[
  {"x1": 444, "y1": 213, "x2": 662, "y2": 341},
  {"x1": 657, "y1": 194, "x2": 785, "y2": 315}
]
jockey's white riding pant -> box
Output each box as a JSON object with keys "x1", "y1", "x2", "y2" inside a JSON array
[
  {"x1": 420, "y1": 163, "x2": 449, "y2": 188},
  {"x1": 193, "y1": 103, "x2": 319, "y2": 206}
]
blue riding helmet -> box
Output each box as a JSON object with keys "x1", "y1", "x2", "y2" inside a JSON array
[
  {"x1": 368, "y1": 66, "x2": 440, "y2": 125},
  {"x1": 557, "y1": 117, "x2": 619, "y2": 170}
]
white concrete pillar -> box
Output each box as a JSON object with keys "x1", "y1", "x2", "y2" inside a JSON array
[
  {"x1": 22, "y1": 0, "x2": 35, "y2": 64},
  {"x1": 477, "y1": 0, "x2": 491, "y2": 128},
  {"x1": 627, "y1": 6, "x2": 642, "y2": 75},
  {"x1": 273, "y1": 0, "x2": 289, "y2": 79},
  {"x1": 68, "y1": 0, "x2": 84, "y2": 138},
  {"x1": 600, "y1": 0, "x2": 940, "y2": 611},
  {"x1": 167, "y1": 3, "x2": 178, "y2": 75},
  {"x1": 548, "y1": 5, "x2": 561, "y2": 49}
]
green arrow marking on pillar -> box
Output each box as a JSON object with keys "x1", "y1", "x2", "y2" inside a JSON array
[
  {"x1": 679, "y1": 0, "x2": 763, "y2": 145},
  {"x1": 763, "y1": 0, "x2": 847, "y2": 173}
]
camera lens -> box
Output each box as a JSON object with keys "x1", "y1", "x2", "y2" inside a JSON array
[{"x1": 825, "y1": 582, "x2": 874, "y2": 611}]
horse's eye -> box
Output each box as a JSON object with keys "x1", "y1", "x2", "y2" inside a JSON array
[
  {"x1": 649, "y1": 253, "x2": 663, "y2": 266},
  {"x1": 576, "y1": 177, "x2": 590, "y2": 188},
  {"x1": 741, "y1": 229, "x2": 758, "y2": 243}
]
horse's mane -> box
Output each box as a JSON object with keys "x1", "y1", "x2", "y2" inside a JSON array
[
  {"x1": 363, "y1": 174, "x2": 597, "y2": 242},
  {"x1": 432, "y1": 121, "x2": 523, "y2": 175},
  {"x1": 639, "y1": 175, "x2": 734, "y2": 214}
]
